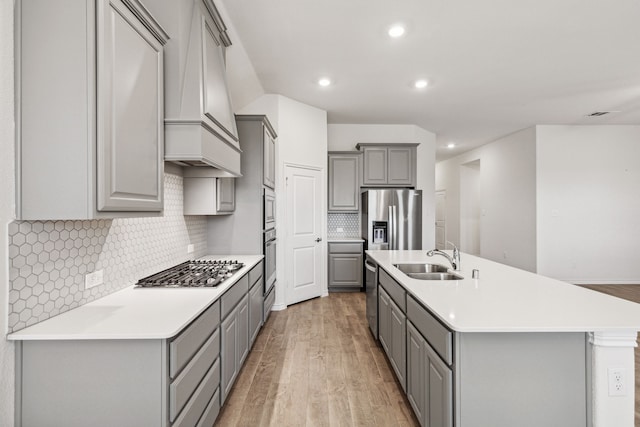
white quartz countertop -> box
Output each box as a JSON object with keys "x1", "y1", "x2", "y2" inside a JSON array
[
  {"x1": 367, "y1": 250, "x2": 640, "y2": 333},
  {"x1": 7, "y1": 255, "x2": 264, "y2": 341},
  {"x1": 327, "y1": 238, "x2": 364, "y2": 242}
]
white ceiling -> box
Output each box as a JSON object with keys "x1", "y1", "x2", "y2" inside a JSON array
[{"x1": 219, "y1": 0, "x2": 640, "y2": 160}]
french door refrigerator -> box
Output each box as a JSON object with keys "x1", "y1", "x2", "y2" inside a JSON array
[
  {"x1": 361, "y1": 189, "x2": 422, "y2": 251},
  {"x1": 362, "y1": 189, "x2": 422, "y2": 337}
]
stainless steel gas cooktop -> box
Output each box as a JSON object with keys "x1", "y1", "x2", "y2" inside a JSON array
[{"x1": 135, "y1": 260, "x2": 244, "y2": 288}]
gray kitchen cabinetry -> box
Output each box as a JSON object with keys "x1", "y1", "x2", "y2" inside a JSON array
[
  {"x1": 356, "y1": 143, "x2": 418, "y2": 187},
  {"x1": 249, "y1": 262, "x2": 264, "y2": 346},
  {"x1": 378, "y1": 268, "x2": 407, "y2": 391},
  {"x1": 407, "y1": 321, "x2": 453, "y2": 427},
  {"x1": 328, "y1": 242, "x2": 363, "y2": 290},
  {"x1": 220, "y1": 274, "x2": 250, "y2": 403},
  {"x1": 16, "y1": 0, "x2": 167, "y2": 220},
  {"x1": 164, "y1": 0, "x2": 242, "y2": 176},
  {"x1": 264, "y1": 126, "x2": 276, "y2": 189},
  {"x1": 183, "y1": 169, "x2": 235, "y2": 215},
  {"x1": 328, "y1": 152, "x2": 361, "y2": 212},
  {"x1": 18, "y1": 301, "x2": 222, "y2": 427}
]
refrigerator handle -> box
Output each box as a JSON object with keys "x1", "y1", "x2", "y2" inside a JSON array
[
  {"x1": 392, "y1": 205, "x2": 398, "y2": 249},
  {"x1": 388, "y1": 206, "x2": 394, "y2": 250}
]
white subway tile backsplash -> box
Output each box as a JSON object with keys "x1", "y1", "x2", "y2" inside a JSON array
[{"x1": 7, "y1": 172, "x2": 207, "y2": 332}]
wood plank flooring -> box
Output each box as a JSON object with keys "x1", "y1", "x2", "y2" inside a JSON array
[
  {"x1": 214, "y1": 292, "x2": 419, "y2": 426},
  {"x1": 580, "y1": 284, "x2": 640, "y2": 426}
]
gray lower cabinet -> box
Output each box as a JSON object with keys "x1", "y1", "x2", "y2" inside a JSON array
[
  {"x1": 220, "y1": 273, "x2": 250, "y2": 403},
  {"x1": 18, "y1": 301, "x2": 221, "y2": 427},
  {"x1": 249, "y1": 276, "x2": 264, "y2": 346},
  {"x1": 356, "y1": 143, "x2": 418, "y2": 188},
  {"x1": 328, "y1": 152, "x2": 361, "y2": 212},
  {"x1": 17, "y1": 0, "x2": 167, "y2": 220},
  {"x1": 328, "y1": 242, "x2": 363, "y2": 290},
  {"x1": 407, "y1": 322, "x2": 452, "y2": 427},
  {"x1": 378, "y1": 285, "x2": 407, "y2": 391}
]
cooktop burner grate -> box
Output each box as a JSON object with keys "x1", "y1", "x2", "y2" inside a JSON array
[{"x1": 135, "y1": 260, "x2": 244, "y2": 288}]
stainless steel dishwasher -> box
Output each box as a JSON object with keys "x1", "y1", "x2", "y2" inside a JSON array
[{"x1": 365, "y1": 257, "x2": 378, "y2": 338}]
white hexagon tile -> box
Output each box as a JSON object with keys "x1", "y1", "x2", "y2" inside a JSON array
[
  {"x1": 327, "y1": 213, "x2": 360, "y2": 239},
  {"x1": 7, "y1": 172, "x2": 207, "y2": 332}
]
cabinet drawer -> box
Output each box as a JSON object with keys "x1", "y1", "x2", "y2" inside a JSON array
[
  {"x1": 196, "y1": 387, "x2": 220, "y2": 427},
  {"x1": 379, "y1": 268, "x2": 406, "y2": 312},
  {"x1": 328, "y1": 242, "x2": 363, "y2": 253},
  {"x1": 221, "y1": 274, "x2": 249, "y2": 319},
  {"x1": 170, "y1": 328, "x2": 220, "y2": 421},
  {"x1": 172, "y1": 358, "x2": 219, "y2": 427},
  {"x1": 264, "y1": 285, "x2": 275, "y2": 321},
  {"x1": 170, "y1": 301, "x2": 220, "y2": 378},
  {"x1": 407, "y1": 295, "x2": 453, "y2": 365},
  {"x1": 249, "y1": 261, "x2": 263, "y2": 287}
]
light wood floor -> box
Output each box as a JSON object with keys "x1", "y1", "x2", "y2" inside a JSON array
[
  {"x1": 214, "y1": 292, "x2": 419, "y2": 426},
  {"x1": 580, "y1": 284, "x2": 640, "y2": 426}
]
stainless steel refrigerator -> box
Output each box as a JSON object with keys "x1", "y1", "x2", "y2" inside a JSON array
[
  {"x1": 361, "y1": 189, "x2": 422, "y2": 251},
  {"x1": 362, "y1": 189, "x2": 422, "y2": 337}
]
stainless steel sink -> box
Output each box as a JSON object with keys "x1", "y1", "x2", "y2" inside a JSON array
[
  {"x1": 406, "y1": 272, "x2": 464, "y2": 281},
  {"x1": 393, "y1": 263, "x2": 449, "y2": 274},
  {"x1": 393, "y1": 263, "x2": 464, "y2": 280}
]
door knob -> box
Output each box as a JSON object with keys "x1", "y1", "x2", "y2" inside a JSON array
[{"x1": 315, "y1": 237, "x2": 322, "y2": 242}]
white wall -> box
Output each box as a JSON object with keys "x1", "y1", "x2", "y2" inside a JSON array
[
  {"x1": 0, "y1": 0, "x2": 15, "y2": 424},
  {"x1": 536, "y1": 125, "x2": 640, "y2": 283},
  {"x1": 240, "y1": 95, "x2": 328, "y2": 308},
  {"x1": 436, "y1": 127, "x2": 537, "y2": 272},
  {"x1": 328, "y1": 124, "x2": 437, "y2": 249}
]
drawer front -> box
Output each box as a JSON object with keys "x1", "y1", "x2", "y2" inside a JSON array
[
  {"x1": 249, "y1": 260, "x2": 264, "y2": 286},
  {"x1": 170, "y1": 301, "x2": 220, "y2": 378},
  {"x1": 264, "y1": 285, "x2": 275, "y2": 321},
  {"x1": 170, "y1": 328, "x2": 220, "y2": 421},
  {"x1": 196, "y1": 387, "x2": 221, "y2": 427},
  {"x1": 407, "y1": 295, "x2": 453, "y2": 365},
  {"x1": 221, "y1": 274, "x2": 249, "y2": 319},
  {"x1": 172, "y1": 358, "x2": 220, "y2": 427},
  {"x1": 328, "y1": 242, "x2": 363, "y2": 254},
  {"x1": 379, "y1": 268, "x2": 406, "y2": 312}
]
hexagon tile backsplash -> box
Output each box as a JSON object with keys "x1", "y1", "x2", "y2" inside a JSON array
[{"x1": 7, "y1": 172, "x2": 207, "y2": 333}]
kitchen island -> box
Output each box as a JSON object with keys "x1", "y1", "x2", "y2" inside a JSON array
[
  {"x1": 366, "y1": 250, "x2": 640, "y2": 427},
  {"x1": 8, "y1": 255, "x2": 264, "y2": 427}
]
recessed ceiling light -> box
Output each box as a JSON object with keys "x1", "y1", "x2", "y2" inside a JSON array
[
  {"x1": 447, "y1": 143, "x2": 456, "y2": 149},
  {"x1": 318, "y1": 78, "x2": 331, "y2": 87},
  {"x1": 414, "y1": 79, "x2": 428, "y2": 89},
  {"x1": 388, "y1": 25, "x2": 405, "y2": 38}
]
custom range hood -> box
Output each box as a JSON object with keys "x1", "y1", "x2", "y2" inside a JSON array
[{"x1": 163, "y1": 0, "x2": 242, "y2": 176}]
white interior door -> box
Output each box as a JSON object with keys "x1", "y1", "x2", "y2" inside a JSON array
[
  {"x1": 285, "y1": 165, "x2": 324, "y2": 305},
  {"x1": 435, "y1": 190, "x2": 446, "y2": 250}
]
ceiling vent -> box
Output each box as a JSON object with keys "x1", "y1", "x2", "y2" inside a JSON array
[{"x1": 586, "y1": 111, "x2": 619, "y2": 117}]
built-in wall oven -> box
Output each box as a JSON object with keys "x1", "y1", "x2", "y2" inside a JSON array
[{"x1": 264, "y1": 188, "x2": 275, "y2": 230}]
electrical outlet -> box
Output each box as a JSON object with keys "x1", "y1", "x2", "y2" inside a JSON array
[
  {"x1": 85, "y1": 269, "x2": 104, "y2": 289},
  {"x1": 187, "y1": 244, "x2": 195, "y2": 254},
  {"x1": 608, "y1": 367, "x2": 627, "y2": 396}
]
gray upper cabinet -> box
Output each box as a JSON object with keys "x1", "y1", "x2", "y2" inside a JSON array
[
  {"x1": 183, "y1": 169, "x2": 235, "y2": 215},
  {"x1": 356, "y1": 143, "x2": 418, "y2": 188},
  {"x1": 328, "y1": 152, "x2": 361, "y2": 212},
  {"x1": 16, "y1": 0, "x2": 168, "y2": 220},
  {"x1": 263, "y1": 126, "x2": 276, "y2": 189},
  {"x1": 163, "y1": 0, "x2": 241, "y2": 176}
]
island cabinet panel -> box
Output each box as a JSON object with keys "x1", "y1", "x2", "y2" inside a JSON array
[
  {"x1": 17, "y1": 0, "x2": 167, "y2": 220},
  {"x1": 456, "y1": 332, "x2": 587, "y2": 427}
]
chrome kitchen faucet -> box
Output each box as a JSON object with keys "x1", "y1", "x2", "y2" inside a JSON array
[{"x1": 427, "y1": 241, "x2": 461, "y2": 271}]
